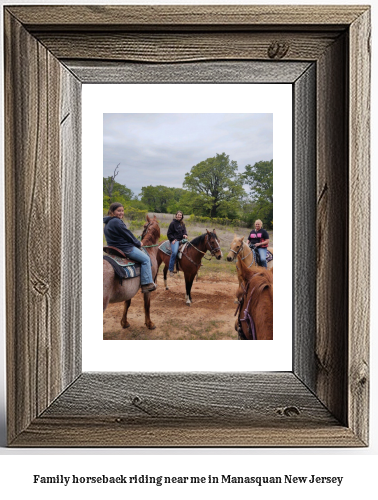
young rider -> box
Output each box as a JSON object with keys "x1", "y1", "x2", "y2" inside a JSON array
[{"x1": 103, "y1": 202, "x2": 156, "y2": 292}]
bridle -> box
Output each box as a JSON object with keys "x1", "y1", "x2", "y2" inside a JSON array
[
  {"x1": 183, "y1": 233, "x2": 221, "y2": 267},
  {"x1": 235, "y1": 281, "x2": 257, "y2": 340},
  {"x1": 229, "y1": 241, "x2": 256, "y2": 268},
  {"x1": 141, "y1": 221, "x2": 152, "y2": 240}
]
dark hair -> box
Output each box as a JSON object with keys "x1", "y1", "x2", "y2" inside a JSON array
[
  {"x1": 108, "y1": 202, "x2": 123, "y2": 215},
  {"x1": 176, "y1": 210, "x2": 184, "y2": 225}
]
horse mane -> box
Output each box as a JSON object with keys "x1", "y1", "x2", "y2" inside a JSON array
[
  {"x1": 190, "y1": 231, "x2": 217, "y2": 246},
  {"x1": 237, "y1": 256, "x2": 273, "y2": 339}
]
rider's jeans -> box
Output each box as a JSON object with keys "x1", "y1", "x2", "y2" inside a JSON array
[
  {"x1": 126, "y1": 246, "x2": 153, "y2": 285},
  {"x1": 168, "y1": 240, "x2": 180, "y2": 272},
  {"x1": 257, "y1": 247, "x2": 268, "y2": 268}
]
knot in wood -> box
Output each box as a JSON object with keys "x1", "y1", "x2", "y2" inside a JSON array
[
  {"x1": 32, "y1": 279, "x2": 49, "y2": 296},
  {"x1": 276, "y1": 406, "x2": 300, "y2": 417},
  {"x1": 268, "y1": 42, "x2": 289, "y2": 59}
]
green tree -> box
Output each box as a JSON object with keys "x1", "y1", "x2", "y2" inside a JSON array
[
  {"x1": 242, "y1": 160, "x2": 273, "y2": 228},
  {"x1": 183, "y1": 153, "x2": 245, "y2": 218},
  {"x1": 140, "y1": 185, "x2": 176, "y2": 213}
]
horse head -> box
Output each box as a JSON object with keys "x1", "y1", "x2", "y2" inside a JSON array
[
  {"x1": 227, "y1": 234, "x2": 244, "y2": 262},
  {"x1": 141, "y1": 214, "x2": 160, "y2": 244},
  {"x1": 206, "y1": 229, "x2": 222, "y2": 260}
]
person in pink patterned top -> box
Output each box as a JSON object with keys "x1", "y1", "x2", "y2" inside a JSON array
[{"x1": 247, "y1": 219, "x2": 270, "y2": 268}]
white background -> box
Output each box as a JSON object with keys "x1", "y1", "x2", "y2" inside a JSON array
[
  {"x1": 0, "y1": 0, "x2": 377, "y2": 498},
  {"x1": 83, "y1": 84, "x2": 292, "y2": 371}
]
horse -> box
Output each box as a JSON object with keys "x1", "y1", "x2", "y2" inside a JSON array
[
  {"x1": 157, "y1": 229, "x2": 223, "y2": 305},
  {"x1": 234, "y1": 256, "x2": 273, "y2": 340},
  {"x1": 226, "y1": 234, "x2": 273, "y2": 303},
  {"x1": 103, "y1": 214, "x2": 160, "y2": 330}
]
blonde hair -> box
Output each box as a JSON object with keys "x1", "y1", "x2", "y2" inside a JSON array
[{"x1": 255, "y1": 219, "x2": 263, "y2": 227}]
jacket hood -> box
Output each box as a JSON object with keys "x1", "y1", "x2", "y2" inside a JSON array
[{"x1": 103, "y1": 216, "x2": 113, "y2": 224}]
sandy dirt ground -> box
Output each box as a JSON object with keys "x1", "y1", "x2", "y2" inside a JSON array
[{"x1": 103, "y1": 271, "x2": 240, "y2": 340}]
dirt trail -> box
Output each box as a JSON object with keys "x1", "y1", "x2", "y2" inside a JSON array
[{"x1": 103, "y1": 272, "x2": 240, "y2": 340}]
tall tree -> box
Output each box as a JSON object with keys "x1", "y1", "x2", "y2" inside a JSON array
[
  {"x1": 183, "y1": 153, "x2": 245, "y2": 218},
  {"x1": 103, "y1": 164, "x2": 120, "y2": 201},
  {"x1": 242, "y1": 160, "x2": 273, "y2": 228}
]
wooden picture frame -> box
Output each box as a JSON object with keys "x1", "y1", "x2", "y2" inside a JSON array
[{"x1": 4, "y1": 5, "x2": 370, "y2": 447}]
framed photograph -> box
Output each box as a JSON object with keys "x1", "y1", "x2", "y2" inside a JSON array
[{"x1": 4, "y1": 5, "x2": 370, "y2": 447}]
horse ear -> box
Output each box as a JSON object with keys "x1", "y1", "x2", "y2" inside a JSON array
[
  {"x1": 241, "y1": 236, "x2": 244, "y2": 242},
  {"x1": 146, "y1": 214, "x2": 151, "y2": 222},
  {"x1": 213, "y1": 228, "x2": 216, "y2": 233},
  {"x1": 206, "y1": 229, "x2": 210, "y2": 234}
]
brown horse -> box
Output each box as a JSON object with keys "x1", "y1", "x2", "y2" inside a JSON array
[
  {"x1": 235, "y1": 256, "x2": 273, "y2": 340},
  {"x1": 157, "y1": 230, "x2": 222, "y2": 305},
  {"x1": 103, "y1": 215, "x2": 160, "y2": 330}
]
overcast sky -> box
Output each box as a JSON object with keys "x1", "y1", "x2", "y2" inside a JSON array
[{"x1": 103, "y1": 113, "x2": 273, "y2": 197}]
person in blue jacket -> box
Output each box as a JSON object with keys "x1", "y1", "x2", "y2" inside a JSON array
[{"x1": 103, "y1": 202, "x2": 156, "y2": 292}]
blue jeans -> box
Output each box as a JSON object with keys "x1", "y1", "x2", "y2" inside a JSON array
[
  {"x1": 257, "y1": 247, "x2": 267, "y2": 268},
  {"x1": 168, "y1": 241, "x2": 180, "y2": 272},
  {"x1": 126, "y1": 247, "x2": 153, "y2": 285}
]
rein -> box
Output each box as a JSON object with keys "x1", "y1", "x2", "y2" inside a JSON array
[
  {"x1": 235, "y1": 282, "x2": 257, "y2": 340},
  {"x1": 183, "y1": 234, "x2": 221, "y2": 266}
]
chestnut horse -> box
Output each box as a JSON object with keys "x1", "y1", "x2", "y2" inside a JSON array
[
  {"x1": 103, "y1": 215, "x2": 160, "y2": 330},
  {"x1": 157, "y1": 230, "x2": 222, "y2": 305},
  {"x1": 235, "y1": 256, "x2": 273, "y2": 340},
  {"x1": 226, "y1": 234, "x2": 273, "y2": 303}
]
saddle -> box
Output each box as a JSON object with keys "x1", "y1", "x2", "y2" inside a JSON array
[
  {"x1": 248, "y1": 244, "x2": 273, "y2": 266},
  {"x1": 103, "y1": 246, "x2": 136, "y2": 267},
  {"x1": 158, "y1": 240, "x2": 188, "y2": 258}
]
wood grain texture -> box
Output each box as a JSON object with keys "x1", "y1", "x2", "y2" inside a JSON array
[
  {"x1": 35, "y1": 32, "x2": 339, "y2": 63},
  {"x1": 348, "y1": 9, "x2": 371, "y2": 444},
  {"x1": 7, "y1": 5, "x2": 367, "y2": 29},
  {"x1": 4, "y1": 5, "x2": 370, "y2": 447},
  {"x1": 65, "y1": 60, "x2": 312, "y2": 84},
  {"x1": 11, "y1": 373, "x2": 363, "y2": 447},
  {"x1": 316, "y1": 34, "x2": 348, "y2": 426},
  {"x1": 293, "y1": 64, "x2": 316, "y2": 390},
  {"x1": 60, "y1": 68, "x2": 82, "y2": 388},
  {"x1": 4, "y1": 11, "x2": 80, "y2": 443}
]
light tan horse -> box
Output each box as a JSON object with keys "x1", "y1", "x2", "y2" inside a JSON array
[{"x1": 226, "y1": 234, "x2": 273, "y2": 303}]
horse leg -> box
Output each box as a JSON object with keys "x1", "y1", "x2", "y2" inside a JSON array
[
  {"x1": 163, "y1": 265, "x2": 169, "y2": 290},
  {"x1": 103, "y1": 293, "x2": 110, "y2": 312},
  {"x1": 185, "y1": 278, "x2": 194, "y2": 306},
  {"x1": 121, "y1": 299, "x2": 131, "y2": 328},
  {"x1": 143, "y1": 292, "x2": 156, "y2": 330}
]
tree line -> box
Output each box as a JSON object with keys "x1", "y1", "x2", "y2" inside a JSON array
[{"x1": 103, "y1": 153, "x2": 273, "y2": 229}]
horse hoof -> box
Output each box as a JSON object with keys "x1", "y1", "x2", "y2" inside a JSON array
[
  {"x1": 121, "y1": 322, "x2": 130, "y2": 329},
  {"x1": 147, "y1": 324, "x2": 156, "y2": 330},
  {"x1": 186, "y1": 302, "x2": 191, "y2": 306},
  {"x1": 165, "y1": 287, "x2": 169, "y2": 290}
]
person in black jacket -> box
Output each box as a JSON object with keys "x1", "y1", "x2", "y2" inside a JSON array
[
  {"x1": 167, "y1": 211, "x2": 188, "y2": 277},
  {"x1": 103, "y1": 202, "x2": 156, "y2": 292}
]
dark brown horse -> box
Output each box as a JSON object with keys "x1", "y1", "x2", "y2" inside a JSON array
[
  {"x1": 235, "y1": 256, "x2": 273, "y2": 340},
  {"x1": 103, "y1": 215, "x2": 160, "y2": 330},
  {"x1": 157, "y1": 230, "x2": 222, "y2": 305}
]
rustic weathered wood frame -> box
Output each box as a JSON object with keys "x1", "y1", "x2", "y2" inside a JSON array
[{"x1": 4, "y1": 5, "x2": 370, "y2": 447}]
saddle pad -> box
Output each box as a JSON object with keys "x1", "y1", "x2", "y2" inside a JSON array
[
  {"x1": 159, "y1": 240, "x2": 188, "y2": 258},
  {"x1": 103, "y1": 255, "x2": 141, "y2": 284},
  {"x1": 266, "y1": 250, "x2": 273, "y2": 263}
]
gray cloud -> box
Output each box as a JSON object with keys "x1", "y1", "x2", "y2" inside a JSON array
[{"x1": 103, "y1": 113, "x2": 272, "y2": 197}]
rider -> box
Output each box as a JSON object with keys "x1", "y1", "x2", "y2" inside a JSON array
[
  {"x1": 247, "y1": 219, "x2": 270, "y2": 268},
  {"x1": 167, "y1": 210, "x2": 188, "y2": 278},
  {"x1": 103, "y1": 202, "x2": 156, "y2": 292}
]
